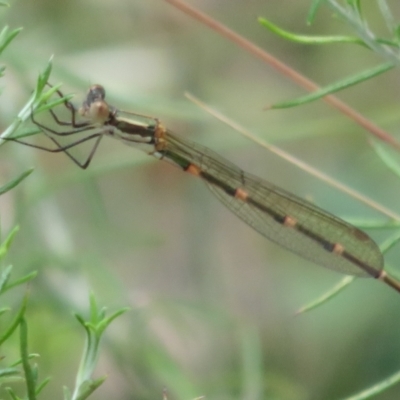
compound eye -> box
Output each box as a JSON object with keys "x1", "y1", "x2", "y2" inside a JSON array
[{"x1": 87, "y1": 84, "x2": 106, "y2": 103}]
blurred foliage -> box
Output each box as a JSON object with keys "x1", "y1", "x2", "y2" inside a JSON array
[{"x1": 0, "y1": 1, "x2": 400, "y2": 399}]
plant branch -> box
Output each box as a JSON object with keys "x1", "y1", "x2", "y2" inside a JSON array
[{"x1": 164, "y1": 0, "x2": 400, "y2": 150}]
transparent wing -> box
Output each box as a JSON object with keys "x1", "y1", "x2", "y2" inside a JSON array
[{"x1": 166, "y1": 131, "x2": 383, "y2": 277}]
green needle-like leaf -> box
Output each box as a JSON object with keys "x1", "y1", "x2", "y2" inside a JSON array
[
  {"x1": 341, "y1": 369, "x2": 400, "y2": 400},
  {"x1": 71, "y1": 294, "x2": 128, "y2": 400},
  {"x1": 0, "y1": 265, "x2": 13, "y2": 292},
  {"x1": 0, "y1": 226, "x2": 20, "y2": 263},
  {"x1": 0, "y1": 26, "x2": 22, "y2": 55},
  {"x1": 0, "y1": 294, "x2": 28, "y2": 346},
  {"x1": 0, "y1": 169, "x2": 34, "y2": 195},
  {"x1": 295, "y1": 276, "x2": 355, "y2": 314},
  {"x1": 2, "y1": 271, "x2": 38, "y2": 294},
  {"x1": 270, "y1": 62, "x2": 394, "y2": 109},
  {"x1": 259, "y1": 17, "x2": 366, "y2": 46},
  {"x1": 0, "y1": 367, "x2": 20, "y2": 378},
  {"x1": 20, "y1": 318, "x2": 37, "y2": 400},
  {"x1": 307, "y1": 0, "x2": 328, "y2": 24},
  {"x1": 75, "y1": 377, "x2": 107, "y2": 400}
]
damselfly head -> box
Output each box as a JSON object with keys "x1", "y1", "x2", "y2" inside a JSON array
[
  {"x1": 79, "y1": 84, "x2": 110, "y2": 125},
  {"x1": 85, "y1": 84, "x2": 106, "y2": 103}
]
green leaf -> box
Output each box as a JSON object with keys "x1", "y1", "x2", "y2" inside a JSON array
[
  {"x1": 378, "y1": 0, "x2": 397, "y2": 34},
  {"x1": 75, "y1": 377, "x2": 107, "y2": 400},
  {"x1": 95, "y1": 308, "x2": 129, "y2": 337},
  {"x1": 295, "y1": 276, "x2": 355, "y2": 314},
  {"x1": 5, "y1": 388, "x2": 20, "y2": 400},
  {"x1": 2, "y1": 271, "x2": 37, "y2": 294},
  {"x1": 0, "y1": 26, "x2": 22, "y2": 56},
  {"x1": 74, "y1": 313, "x2": 87, "y2": 328},
  {"x1": 35, "y1": 93, "x2": 73, "y2": 114},
  {"x1": 0, "y1": 306, "x2": 11, "y2": 316},
  {"x1": 20, "y1": 318, "x2": 37, "y2": 400},
  {"x1": 10, "y1": 353, "x2": 40, "y2": 368},
  {"x1": 395, "y1": 24, "x2": 400, "y2": 43},
  {"x1": 0, "y1": 60, "x2": 56, "y2": 143},
  {"x1": 0, "y1": 294, "x2": 28, "y2": 346},
  {"x1": 0, "y1": 169, "x2": 34, "y2": 195},
  {"x1": 340, "y1": 369, "x2": 400, "y2": 399},
  {"x1": 307, "y1": 0, "x2": 328, "y2": 24},
  {"x1": 258, "y1": 17, "x2": 366, "y2": 46},
  {"x1": 0, "y1": 265, "x2": 13, "y2": 292},
  {"x1": 372, "y1": 140, "x2": 400, "y2": 178},
  {"x1": 35, "y1": 377, "x2": 51, "y2": 396},
  {"x1": 347, "y1": 0, "x2": 362, "y2": 15},
  {"x1": 270, "y1": 62, "x2": 394, "y2": 109},
  {"x1": 0, "y1": 225, "x2": 20, "y2": 261},
  {"x1": 36, "y1": 83, "x2": 63, "y2": 105},
  {"x1": 71, "y1": 294, "x2": 128, "y2": 400},
  {"x1": 35, "y1": 57, "x2": 53, "y2": 96},
  {"x1": 89, "y1": 291, "x2": 99, "y2": 324},
  {"x1": 6, "y1": 127, "x2": 42, "y2": 140},
  {"x1": 0, "y1": 367, "x2": 20, "y2": 378},
  {"x1": 379, "y1": 230, "x2": 400, "y2": 256}
]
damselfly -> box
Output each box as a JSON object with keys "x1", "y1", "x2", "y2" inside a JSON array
[{"x1": 9, "y1": 85, "x2": 400, "y2": 293}]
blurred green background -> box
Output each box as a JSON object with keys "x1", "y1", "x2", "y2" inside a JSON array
[{"x1": 1, "y1": 1, "x2": 400, "y2": 399}]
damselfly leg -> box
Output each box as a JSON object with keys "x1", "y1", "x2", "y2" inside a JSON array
[
  {"x1": 10, "y1": 85, "x2": 105, "y2": 169},
  {"x1": 43, "y1": 84, "x2": 89, "y2": 130}
]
